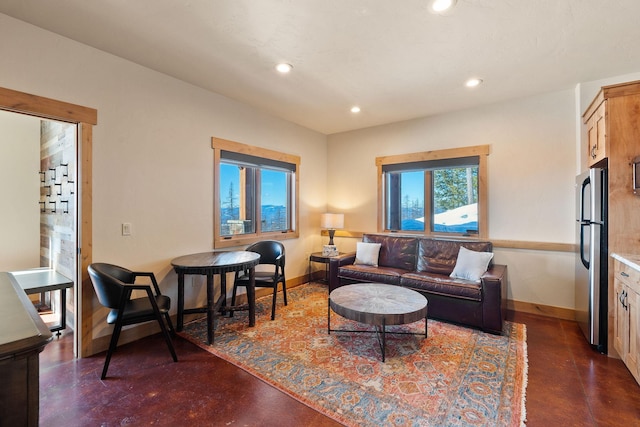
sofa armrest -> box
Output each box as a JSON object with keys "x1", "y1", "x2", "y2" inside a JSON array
[
  {"x1": 328, "y1": 253, "x2": 356, "y2": 292},
  {"x1": 482, "y1": 264, "x2": 506, "y2": 283},
  {"x1": 481, "y1": 264, "x2": 508, "y2": 334}
]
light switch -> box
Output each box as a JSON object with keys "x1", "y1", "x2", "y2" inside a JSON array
[{"x1": 122, "y1": 223, "x2": 132, "y2": 236}]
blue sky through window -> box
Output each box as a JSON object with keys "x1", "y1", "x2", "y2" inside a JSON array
[
  {"x1": 402, "y1": 170, "x2": 424, "y2": 202},
  {"x1": 220, "y1": 163, "x2": 287, "y2": 207}
]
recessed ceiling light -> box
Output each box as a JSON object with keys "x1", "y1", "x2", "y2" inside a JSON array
[
  {"x1": 350, "y1": 106, "x2": 361, "y2": 113},
  {"x1": 429, "y1": 0, "x2": 457, "y2": 14},
  {"x1": 276, "y1": 63, "x2": 293, "y2": 73},
  {"x1": 465, "y1": 78, "x2": 483, "y2": 88}
]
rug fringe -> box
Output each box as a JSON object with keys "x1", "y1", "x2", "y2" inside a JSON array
[{"x1": 520, "y1": 324, "x2": 529, "y2": 426}]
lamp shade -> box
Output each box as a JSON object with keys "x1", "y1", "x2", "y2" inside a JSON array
[{"x1": 320, "y1": 213, "x2": 344, "y2": 229}]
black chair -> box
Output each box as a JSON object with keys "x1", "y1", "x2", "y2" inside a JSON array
[
  {"x1": 87, "y1": 263, "x2": 178, "y2": 379},
  {"x1": 232, "y1": 240, "x2": 287, "y2": 320}
]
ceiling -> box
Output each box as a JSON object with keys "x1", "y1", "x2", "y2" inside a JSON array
[{"x1": 2, "y1": 0, "x2": 640, "y2": 135}]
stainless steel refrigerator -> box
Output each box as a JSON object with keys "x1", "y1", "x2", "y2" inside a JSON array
[{"x1": 575, "y1": 168, "x2": 608, "y2": 353}]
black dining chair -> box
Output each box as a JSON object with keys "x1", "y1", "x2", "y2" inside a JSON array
[
  {"x1": 87, "y1": 263, "x2": 178, "y2": 379},
  {"x1": 231, "y1": 240, "x2": 287, "y2": 320}
]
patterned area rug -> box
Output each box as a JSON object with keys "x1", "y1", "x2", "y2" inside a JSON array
[{"x1": 180, "y1": 283, "x2": 527, "y2": 426}]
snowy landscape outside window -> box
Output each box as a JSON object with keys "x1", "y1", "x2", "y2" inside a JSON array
[{"x1": 377, "y1": 145, "x2": 488, "y2": 238}]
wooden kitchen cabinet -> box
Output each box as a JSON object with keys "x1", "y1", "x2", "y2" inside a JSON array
[
  {"x1": 584, "y1": 100, "x2": 607, "y2": 167},
  {"x1": 612, "y1": 255, "x2": 640, "y2": 384}
]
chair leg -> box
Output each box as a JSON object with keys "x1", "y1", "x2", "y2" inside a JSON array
[
  {"x1": 230, "y1": 283, "x2": 239, "y2": 318},
  {"x1": 146, "y1": 289, "x2": 177, "y2": 363},
  {"x1": 101, "y1": 321, "x2": 123, "y2": 380},
  {"x1": 164, "y1": 312, "x2": 176, "y2": 335},
  {"x1": 158, "y1": 314, "x2": 178, "y2": 362},
  {"x1": 270, "y1": 286, "x2": 277, "y2": 320},
  {"x1": 282, "y1": 278, "x2": 287, "y2": 306},
  {"x1": 153, "y1": 305, "x2": 178, "y2": 363}
]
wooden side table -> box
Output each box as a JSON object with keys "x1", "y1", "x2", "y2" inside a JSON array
[{"x1": 309, "y1": 252, "x2": 350, "y2": 284}]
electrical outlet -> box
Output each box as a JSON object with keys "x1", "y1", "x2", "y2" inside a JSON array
[{"x1": 122, "y1": 223, "x2": 132, "y2": 236}]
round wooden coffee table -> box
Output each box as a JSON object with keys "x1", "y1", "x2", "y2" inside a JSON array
[{"x1": 328, "y1": 283, "x2": 428, "y2": 362}]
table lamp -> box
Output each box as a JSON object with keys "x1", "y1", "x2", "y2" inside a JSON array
[{"x1": 321, "y1": 213, "x2": 344, "y2": 246}]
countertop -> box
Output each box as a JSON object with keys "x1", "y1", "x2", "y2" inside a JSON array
[
  {"x1": 611, "y1": 253, "x2": 640, "y2": 271},
  {"x1": 0, "y1": 272, "x2": 52, "y2": 358}
]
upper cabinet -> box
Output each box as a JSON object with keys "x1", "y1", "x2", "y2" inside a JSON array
[
  {"x1": 584, "y1": 98, "x2": 607, "y2": 167},
  {"x1": 583, "y1": 80, "x2": 640, "y2": 170}
]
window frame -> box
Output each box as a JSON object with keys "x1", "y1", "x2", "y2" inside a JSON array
[
  {"x1": 212, "y1": 137, "x2": 300, "y2": 248},
  {"x1": 376, "y1": 145, "x2": 489, "y2": 238}
]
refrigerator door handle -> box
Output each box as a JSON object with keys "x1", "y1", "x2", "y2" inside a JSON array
[
  {"x1": 579, "y1": 221, "x2": 590, "y2": 269},
  {"x1": 578, "y1": 174, "x2": 591, "y2": 269},
  {"x1": 580, "y1": 177, "x2": 590, "y2": 222}
]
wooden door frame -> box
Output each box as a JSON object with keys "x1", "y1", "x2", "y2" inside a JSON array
[{"x1": 0, "y1": 87, "x2": 97, "y2": 357}]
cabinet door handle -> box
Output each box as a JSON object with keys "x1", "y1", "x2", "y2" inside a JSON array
[{"x1": 621, "y1": 271, "x2": 630, "y2": 278}]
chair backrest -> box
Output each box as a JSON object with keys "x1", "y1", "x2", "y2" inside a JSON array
[
  {"x1": 88, "y1": 263, "x2": 135, "y2": 309},
  {"x1": 246, "y1": 240, "x2": 285, "y2": 267}
]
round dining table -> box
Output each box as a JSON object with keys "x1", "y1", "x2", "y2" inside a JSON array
[{"x1": 171, "y1": 251, "x2": 260, "y2": 344}]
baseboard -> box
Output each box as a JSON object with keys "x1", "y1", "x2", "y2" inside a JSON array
[{"x1": 508, "y1": 299, "x2": 576, "y2": 321}]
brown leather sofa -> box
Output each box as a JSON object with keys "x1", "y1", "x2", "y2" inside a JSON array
[{"x1": 328, "y1": 233, "x2": 508, "y2": 334}]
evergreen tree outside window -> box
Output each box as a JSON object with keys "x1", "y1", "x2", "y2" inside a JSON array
[
  {"x1": 377, "y1": 145, "x2": 489, "y2": 238},
  {"x1": 432, "y1": 166, "x2": 478, "y2": 234}
]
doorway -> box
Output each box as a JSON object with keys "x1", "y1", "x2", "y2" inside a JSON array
[
  {"x1": 0, "y1": 111, "x2": 78, "y2": 350},
  {"x1": 0, "y1": 86, "x2": 96, "y2": 358}
]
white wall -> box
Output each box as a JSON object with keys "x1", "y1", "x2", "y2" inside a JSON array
[
  {"x1": 0, "y1": 14, "x2": 328, "y2": 341},
  {"x1": 0, "y1": 110, "x2": 40, "y2": 271},
  {"x1": 3, "y1": 12, "x2": 638, "y2": 323},
  {"x1": 327, "y1": 89, "x2": 578, "y2": 309}
]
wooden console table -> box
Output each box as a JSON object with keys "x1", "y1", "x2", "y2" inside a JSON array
[{"x1": 0, "y1": 272, "x2": 52, "y2": 427}]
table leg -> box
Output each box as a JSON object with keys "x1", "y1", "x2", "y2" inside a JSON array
[
  {"x1": 220, "y1": 272, "x2": 227, "y2": 313},
  {"x1": 206, "y1": 273, "x2": 214, "y2": 344},
  {"x1": 382, "y1": 319, "x2": 386, "y2": 363},
  {"x1": 248, "y1": 266, "x2": 256, "y2": 327},
  {"x1": 58, "y1": 288, "x2": 67, "y2": 337},
  {"x1": 327, "y1": 298, "x2": 331, "y2": 334},
  {"x1": 425, "y1": 315, "x2": 428, "y2": 339},
  {"x1": 177, "y1": 272, "x2": 185, "y2": 331}
]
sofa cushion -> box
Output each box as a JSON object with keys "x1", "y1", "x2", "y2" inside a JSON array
[
  {"x1": 416, "y1": 239, "x2": 492, "y2": 275},
  {"x1": 354, "y1": 242, "x2": 382, "y2": 266},
  {"x1": 450, "y1": 246, "x2": 494, "y2": 283},
  {"x1": 338, "y1": 264, "x2": 404, "y2": 286},
  {"x1": 400, "y1": 272, "x2": 482, "y2": 301},
  {"x1": 363, "y1": 234, "x2": 417, "y2": 271}
]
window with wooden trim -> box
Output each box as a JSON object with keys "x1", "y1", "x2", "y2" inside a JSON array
[
  {"x1": 213, "y1": 137, "x2": 299, "y2": 248},
  {"x1": 376, "y1": 145, "x2": 489, "y2": 238}
]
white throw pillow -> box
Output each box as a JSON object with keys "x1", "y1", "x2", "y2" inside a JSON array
[
  {"x1": 354, "y1": 242, "x2": 382, "y2": 267},
  {"x1": 450, "y1": 246, "x2": 494, "y2": 282}
]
